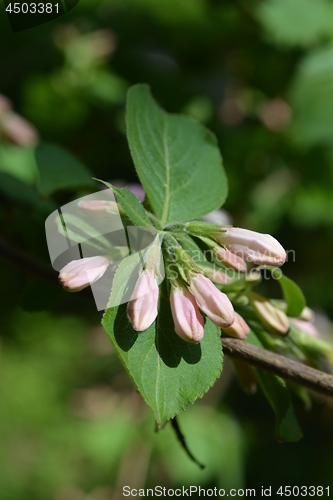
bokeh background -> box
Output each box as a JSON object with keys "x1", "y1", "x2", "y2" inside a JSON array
[{"x1": 1, "y1": 0, "x2": 333, "y2": 498}]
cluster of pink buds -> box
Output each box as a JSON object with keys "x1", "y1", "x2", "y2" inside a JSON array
[{"x1": 58, "y1": 193, "x2": 287, "y2": 343}]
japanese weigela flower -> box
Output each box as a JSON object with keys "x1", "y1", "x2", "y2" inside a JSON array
[
  {"x1": 170, "y1": 284, "x2": 204, "y2": 343},
  {"x1": 221, "y1": 312, "x2": 250, "y2": 339},
  {"x1": 217, "y1": 227, "x2": 286, "y2": 266},
  {"x1": 127, "y1": 269, "x2": 159, "y2": 331},
  {"x1": 59, "y1": 255, "x2": 110, "y2": 292},
  {"x1": 188, "y1": 273, "x2": 235, "y2": 328}
]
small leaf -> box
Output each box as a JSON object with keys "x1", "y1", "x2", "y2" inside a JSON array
[
  {"x1": 270, "y1": 268, "x2": 306, "y2": 317},
  {"x1": 103, "y1": 280, "x2": 223, "y2": 425},
  {"x1": 96, "y1": 181, "x2": 154, "y2": 229},
  {"x1": 126, "y1": 84, "x2": 228, "y2": 226},
  {"x1": 246, "y1": 330, "x2": 302, "y2": 442},
  {"x1": 36, "y1": 142, "x2": 96, "y2": 196},
  {"x1": 255, "y1": 369, "x2": 303, "y2": 443}
]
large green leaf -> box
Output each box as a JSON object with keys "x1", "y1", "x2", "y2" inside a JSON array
[
  {"x1": 103, "y1": 279, "x2": 223, "y2": 425},
  {"x1": 246, "y1": 331, "x2": 302, "y2": 442},
  {"x1": 36, "y1": 142, "x2": 96, "y2": 196},
  {"x1": 126, "y1": 84, "x2": 227, "y2": 226}
]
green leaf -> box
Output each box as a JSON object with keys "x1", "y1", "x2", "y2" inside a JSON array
[
  {"x1": 126, "y1": 84, "x2": 227, "y2": 226},
  {"x1": 102, "y1": 280, "x2": 223, "y2": 425},
  {"x1": 255, "y1": 369, "x2": 303, "y2": 442},
  {"x1": 289, "y1": 44, "x2": 333, "y2": 146},
  {"x1": 96, "y1": 181, "x2": 154, "y2": 229},
  {"x1": 246, "y1": 331, "x2": 302, "y2": 442},
  {"x1": 0, "y1": 144, "x2": 38, "y2": 185},
  {"x1": 270, "y1": 268, "x2": 306, "y2": 317},
  {"x1": 256, "y1": 0, "x2": 333, "y2": 48},
  {"x1": 36, "y1": 142, "x2": 96, "y2": 196}
]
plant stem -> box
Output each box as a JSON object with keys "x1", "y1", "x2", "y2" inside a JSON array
[{"x1": 221, "y1": 337, "x2": 333, "y2": 398}]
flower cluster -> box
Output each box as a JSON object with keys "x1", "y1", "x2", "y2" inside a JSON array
[
  {"x1": 58, "y1": 196, "x2": 289, "y2": 344},
  {"x1": 123, "y1": 226, "x2": 286, "y2": 342}
]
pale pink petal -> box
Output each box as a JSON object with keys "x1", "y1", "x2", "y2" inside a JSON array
[
  {"x1": 59, "y1": 256, "x2": 110, "y2": 292},
  {"x1": 214, "y1": 248, "x2": 247, "y2": 272},
  {"x1": 170, "y1": 285, "x2": 204, "y2": 343},
  {"x1": 221, "y1": 312, "x2": 250, "y2": 339},
  {"x1": 127, "y1": 270, "x2": 159, "y2": 331},
  {"x1": 189, "y1": 274, "x2": 235, "y2": 328},
  {"x1": 217, "y1": 227, "x2": 286, "y2": 266}
]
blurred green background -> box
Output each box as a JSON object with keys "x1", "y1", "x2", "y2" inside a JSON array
[{"x1": 1, "y1": 0, "x2": 333, "y2": 498}]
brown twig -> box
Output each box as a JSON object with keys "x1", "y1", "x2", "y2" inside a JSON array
[{"x1": 221, "y1": 337, "x2": 333, "y2": 398}]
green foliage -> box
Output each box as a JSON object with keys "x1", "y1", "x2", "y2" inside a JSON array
[
  {"x1": 103, "y1": 281, "x2": 223, "y2": 425},
  {"x1": 256, "y1": 0, "x2": 333, "y2": 48},
  {"x1": 1, "y1": 0, "x2": 333, "y2": 493},
  {"x1": 290, "y1": 44, "x2": 333, "y2": 146},
  {"x1": 97, "y1": 181, "x2": 154, "y2": 228},
  {"x1": 246, "y1": 331, "x2": 302, "y2": 442},
  {"x1": 270, "y1": 267, "x2": 306, "y2": 317},
  {"x1": 36, "y1": 143, "x2": 96, "y2": 196},
  {"x1": 0, "y1": 144, "x2": 38, "y2": 185},
  {"x1": 126, "y1": 84, "x2": 228, "y2": 226}
]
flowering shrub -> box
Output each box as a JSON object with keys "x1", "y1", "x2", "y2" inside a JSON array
[{"x1": 54, "y1": 84, "x2": 333, "y2": 442}]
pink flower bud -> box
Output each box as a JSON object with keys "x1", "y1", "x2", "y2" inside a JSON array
[
  {"x1": 78, "y1": 199, "x2": 120, "y2": 215},
  {"x1": 1, "y1": 111, "x2": 39, "y2": 145},
  {"x1": 59, "y1": 256, "x2": 110, "y2": 292},
  {"x1": 127, "y1": 270, "x2": 159, "y2": 331},
  {"x1": 170, "y1": 284, "x2": 204, "y2": 343},
  {"x1": 291, "y1": 318, "x2": 319, "y2": 338},
  {"x1": 217, "y1": 227, "x2": 286, "y2": 266},
  {"x1": 221, "y1": 312, "x2": 250, "y2": 339},
  {"x1": 214, "y1": 248, "x2": 247, "y2": 272},
  {"x1": 188, "y1": 273, "x2": 235, "y2": 328},
  {"x1": 200, "y1": 265, "x2": 230, "y2": 285}
]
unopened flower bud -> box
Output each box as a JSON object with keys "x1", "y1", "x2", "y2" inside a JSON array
[
  {"x1": 170, "y1": 284, "x2": 204, "y2": 343},
  {"x1": 217, "y1": 227, "x2": 286, "y2": 266},
  {"x1": 221, "y1": 312, "x2": 250, "y2": 339},
  {"x1": 200, "y1": 265, "x2": 230, "y2": 285},
  {"x1": 78, "y1": 199, "x2": 121, "y2": 216},
  {"x1": 127, "y1": 270, "x2": 159, "y2": 331},
  {"x1": 291, "y1": 318, "x2": 319, "y2": 338},
  {"x1": 188, "y1": 273, "x2": 235, "y2": 328},
  {"x1": 214, "y1": 248, "x2": 247, "y2": 272},
  {"x1": 59, "y1": 255, "x2": 110, "y2": 292},
  {"x1": 250, "y1": 292, "x2": 289, "y2": 335},
  {"x1": 1, "y1": 111, "x2": 39, "y2": 145}
]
